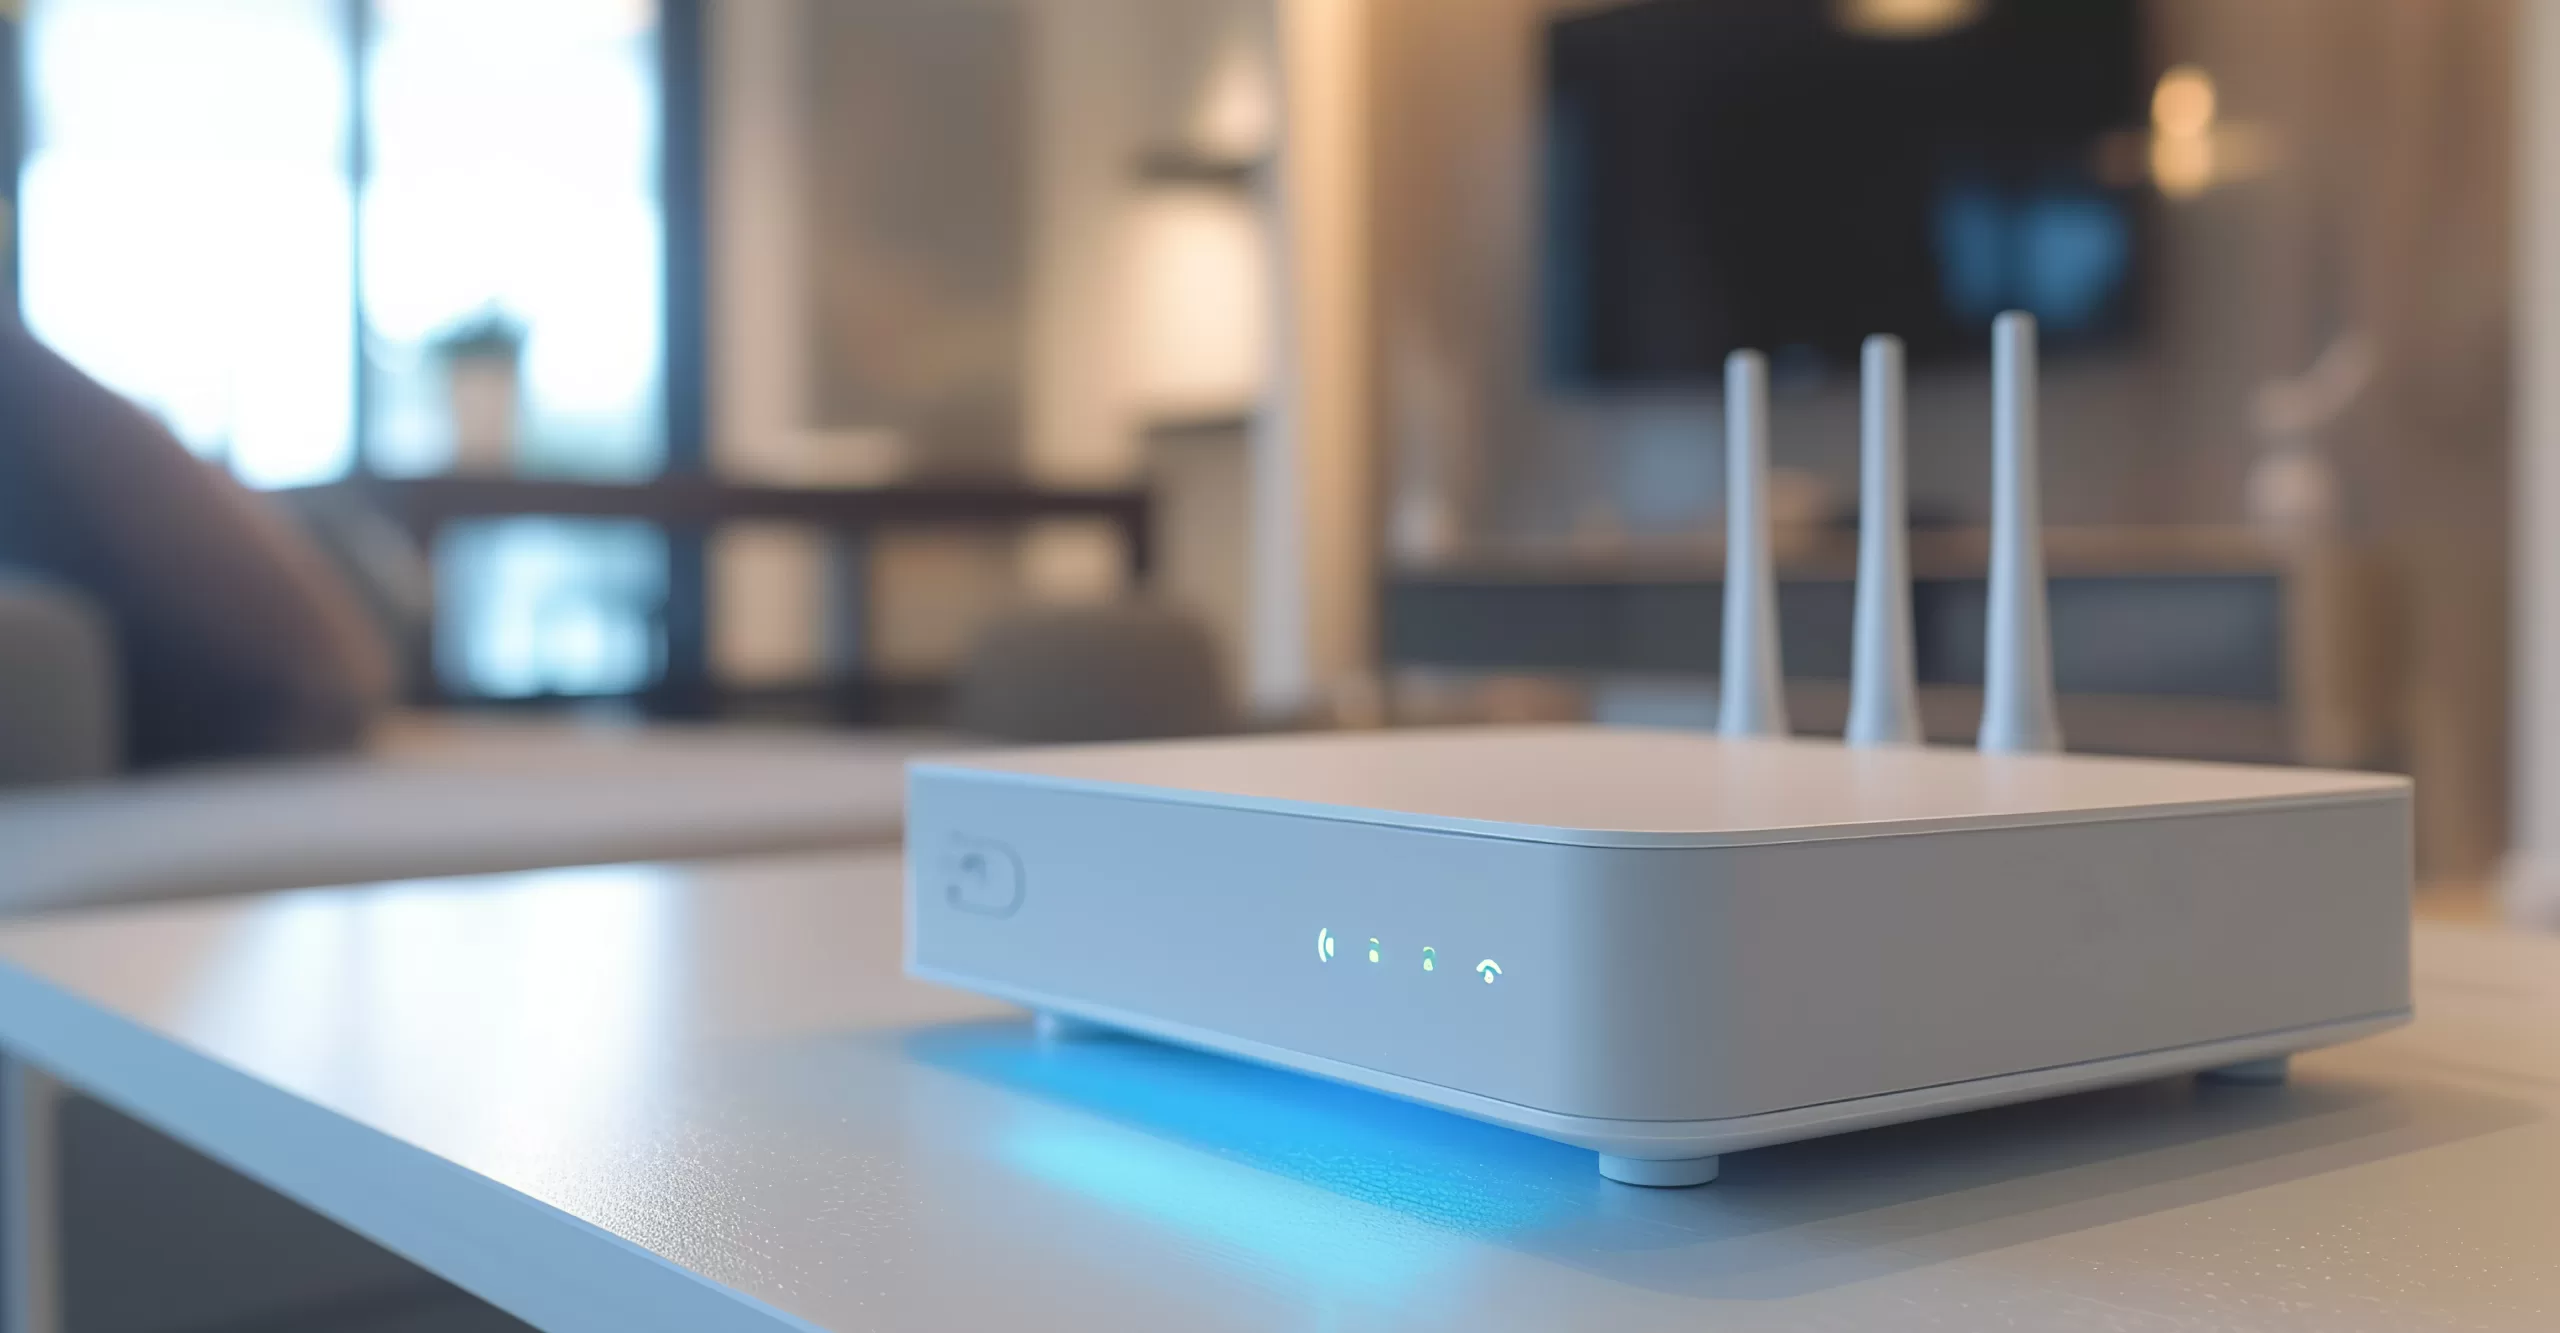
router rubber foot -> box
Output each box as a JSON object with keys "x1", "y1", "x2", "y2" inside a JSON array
[
  {"x1": 2199, "y1": 1055, "x2": 2290, "y2": 1086},
  {"x1": 1033, "y1": 1011, "x2": 1106, "y2": 1042},
  {"x1": 1599, "y1": 1154, "x2": 1720, "y2": 1188}
]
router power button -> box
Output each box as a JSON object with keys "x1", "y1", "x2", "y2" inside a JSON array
[{"x1": 943, "y1": 836, "x2": 1025, "y2": 917}]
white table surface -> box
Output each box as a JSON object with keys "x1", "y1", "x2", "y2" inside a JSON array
[{"x1": 0, "y1": 851, "x2": 2553, "y2": 1332}]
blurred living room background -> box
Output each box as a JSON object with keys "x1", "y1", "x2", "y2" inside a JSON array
[{"x1": 0, "y1": 0, "x2": 2547, "y2": 907}]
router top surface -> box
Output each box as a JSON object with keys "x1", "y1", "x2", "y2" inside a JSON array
[{"x1": 914, "y1": 725, "x2": 2407, "y2": 849}]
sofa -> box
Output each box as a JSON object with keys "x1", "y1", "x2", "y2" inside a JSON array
[{"x1": 0, "y1": 575, "x2": 927, "y2": 919}]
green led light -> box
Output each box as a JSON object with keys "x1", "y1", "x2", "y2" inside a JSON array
[
  {"x1": 1421, "y1": 947, "x2": 1437, "y2": 972},
  {"x1": 1367, "y1": 938, "x2": 1382, "y2": 964}
]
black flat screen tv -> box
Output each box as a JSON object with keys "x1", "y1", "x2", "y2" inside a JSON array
[{"x1": 1543, "y1": 0, "x2": 2148, "y2": 388}]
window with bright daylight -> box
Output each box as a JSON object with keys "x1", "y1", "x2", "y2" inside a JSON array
[{"x1": 18, "y1": 0, "x2": 670, "y2": 698}]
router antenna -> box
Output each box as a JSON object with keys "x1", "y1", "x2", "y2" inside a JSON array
[
  {"x1": 1847, "y1": 334, "x2": 1921, "y2": 747},
  {"x1": 1720, "y1": 349, "x2": 1788, "y2": 738},
  {"x1": 1978, "y1": 311, "x2": 2063, "y2": 754}
]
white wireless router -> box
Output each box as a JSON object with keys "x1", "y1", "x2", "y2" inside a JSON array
[{"x1": 905, "y1": 314, "x2": 2412, "y2": 1187}]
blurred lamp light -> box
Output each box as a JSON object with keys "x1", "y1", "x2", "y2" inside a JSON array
[
  {"x1": 2144, "y1": 64, "x2": 2266, "y2": 201},
  {"x1": 1126, "y1": 185, "x2": 1268, "y2": 421},
  {"x1": 1190, "y1": 43, "x2": 1277, "y2": 163},
  {"x1": 2149, "y1": 133, "x2": 2215, "y2": 201},
  {"x1": 2151, "y1": 65, "x2": 2218, "y2": 139},
  {"x1": 2096, "y1": 63, "x2": 2271, "y2": 201},
  {"x1": 1830, "y1": 0, "x2": 1986, "y2": 41}
]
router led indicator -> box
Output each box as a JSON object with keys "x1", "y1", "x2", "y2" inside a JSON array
[
  {"x1": 1421, "y1": 947, "x2": 1436, "y2": 972},
  {"x1": 1477, "y1": 959, "x2": 1502, "y2": 984},
  {"x1": 1367, "y1": 938, "x2": 1382, "y2": 964},
  {"x1": 1317, "y1": 928, "x2": 1335, "y2": 962}
]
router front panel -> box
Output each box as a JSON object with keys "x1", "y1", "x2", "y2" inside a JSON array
[
  {"x1": 906, "y1": 766, "x2": 2411, "y2": 1133},
  {"x1": 909, "y1": 773, "x2": 1611, "y2": 1115}
]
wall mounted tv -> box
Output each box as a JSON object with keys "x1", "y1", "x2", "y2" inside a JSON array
[{"x1": 1542, "y1": 0, "x2": 2149, "y2": 388}]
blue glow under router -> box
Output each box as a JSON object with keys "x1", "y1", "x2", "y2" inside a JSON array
[{"x1": 904, "y1": 316, "x2": 2413, "y2": 1187}]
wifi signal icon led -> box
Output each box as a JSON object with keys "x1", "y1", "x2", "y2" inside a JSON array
[{"x1": 1317, "y1": 928, "x2": 1336, "y2": 962}]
